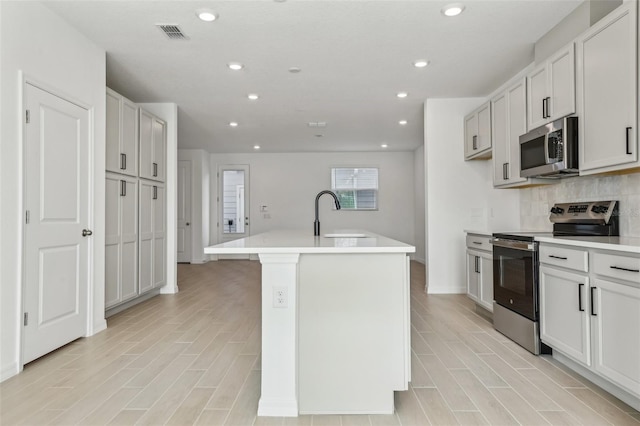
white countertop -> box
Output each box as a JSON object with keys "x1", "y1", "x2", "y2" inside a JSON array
[
  {"x1": 536, "y1": 235, "x2": 640, "y2": 254},
  {"x1": 204, "y1": 229, "x2": 416, "y2": 255}
]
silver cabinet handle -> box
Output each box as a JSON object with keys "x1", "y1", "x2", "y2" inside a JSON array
[
  {"x1": 153, "y1": 186, "x2": 158, "y2": 200},
  {"x1": 120, "y1": 153, "x2": 126, "y2": 170},
  {"x1": 120, "y1": 180, "x2": 126, "y2": 197},
  {"x1": 472, "y1": 135, "x2": 478, "y2": 150},
  {"x1": 82, "y1": 229, "x2": 93, "y2": 237},
  {"x1": 153, "y1": 162, "x2": 158, "y2": 177}
]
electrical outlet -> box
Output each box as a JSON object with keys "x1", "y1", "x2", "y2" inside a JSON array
[{"x1": 272, "y1": 286, "x2": 288, "y2": 308}]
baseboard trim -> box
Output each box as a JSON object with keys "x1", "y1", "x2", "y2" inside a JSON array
[
  {"x1": 257, "y1": 397, "x2": 298, "y2": 417},
  {"x1": 1, "y1": 362, "x2": 20, "y2": 383},
  {"x1": 105, "y1": 290, "x2": 160, "y2": 318}
]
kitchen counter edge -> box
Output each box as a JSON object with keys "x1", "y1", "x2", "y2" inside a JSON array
[{"x1": 535, "y1": 235, "x2": 640, "y2": 254}]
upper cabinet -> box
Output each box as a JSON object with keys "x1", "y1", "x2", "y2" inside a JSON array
[
  {"x1": 106, "y1": 88, "x2": 138, "y2": 177},
  {"x1": 139, "y1": 109, "x2": 167, "y2": 182},
  {"x1": 492, "y1": 78, "x2": 528, "y2": 187},
  {"x1": 576, "y1": 1, "x2": 638, "y2": 175},
  {"x1": 464, "y1": 101, "x2": 492, "y2": 160},
  {"x1": 526, "y1": 43, "x2": 576, "y2": 129}
]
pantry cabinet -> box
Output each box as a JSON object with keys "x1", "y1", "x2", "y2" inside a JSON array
[
  {"x1": 526, "y1": 43, "x2": 575, "y2": 129},
  {"x1": 539, "y1": 242, "x2": 640, "y2": 402},
  {"x1": 139, "y1": 109, "x2": 167, "y2": 182},
  {"x1": 105, "y1": 173, "x2": 139, "y2": 308},
  {"x1": 492, "y1": 78, "x2": 528, "y2": 187},
  {"x1": 576, "y1": 1, "x2": 638, "y2": 175},
  {"x1": 106, "y1": 88, "x2": 138, "y2": 176},
  {"x1": 464, "y1": 102, "x2": 492, "y2": 160},
  {"x1": 139, "y1": 180, "x2": 166, "y2": 294}
]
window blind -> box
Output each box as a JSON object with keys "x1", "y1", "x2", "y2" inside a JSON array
[{"x1": 331, "y1": 168, "x2": 378, "y2": 210}]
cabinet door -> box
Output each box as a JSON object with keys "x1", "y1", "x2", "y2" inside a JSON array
[
  {"x1": 479, "y1": 252, "x2": 493, "y2": 312},
  {"x1": 476, "y1": 103, "x2": 492, "y2": 153},
  {"x1": 539, "y1": 266, "x2": 591, "y2": 366},
  {"x1": 120, "y1": 99, "x2": 138, "y2": 177},
  {"x1": 152, "y1": 117, "x2": 166, "y2": 182},
  {"x1": 153, "y1": 184, "x2": 166, "y2": 289},
  {"x1": 105, "y1": 91, "x2": 121, "y2": 174},
  {"x1": 578, "y1": 2, "x2": 638, "y2": 174},
  {"x1": 120, "y1": 178, "x2": 138, "y2": 302},
  {"x1": 139, "y1": 109, "x2": 154, "y2": 180},
  {"x1": 492, "y1": 92, "x2": 509, "y2": 186},
  {"x1": 506, "y1": 79, "x2": 527, "y2": 183},
  {"x1": 466, "y1": 251, "x2": 480, "y2": 303},
  {"x1": 548, "y1": 44, "x2": 575, "y2": 121},
  {"x1": 592, "y1": 278, "x2": 640, "y2": 398},
  {"x1": 464, "y1": 114, "x2": 477, "y2": 159},
  {"x1": 105, "y1": 174, "x2": 122, "y2": 308},
  {"x1": 138, "y1": 180, "x2": 154, "y2": 294},
  {"x1": 527, "y1": 64, "x2": 548, "y2": 129}
]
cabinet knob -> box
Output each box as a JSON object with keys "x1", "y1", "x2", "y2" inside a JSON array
[
  {"x1": 186, "y1": 222, "x2": 190, "y2": 226},
  {"x1": 82, "y1": 229, "x2": 93, "y2": 237}
]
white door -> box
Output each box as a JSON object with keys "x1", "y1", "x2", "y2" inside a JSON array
[
  {"x1": 23, "y1": 83, "x2": 90, "y2": 364},
  {"x1": 177, "y1": 160, "x2": 192, "y2": 263},
  {"x1": 218, "y1": 165, "x2": 250, "y2": 259}
]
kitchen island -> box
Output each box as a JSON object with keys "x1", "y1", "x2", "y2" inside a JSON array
[{"x1": 204, "y1": 230, "x2": 415, "y2": 417}]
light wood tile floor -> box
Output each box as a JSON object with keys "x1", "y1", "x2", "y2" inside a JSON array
[{"x1": 1, "y1": 260, "x2": 639, "y2": 425}]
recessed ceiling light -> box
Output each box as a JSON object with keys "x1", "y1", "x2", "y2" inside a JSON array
[
  {"x1": 399, "y1": 120, "x2": 408, "y2": 125},
  {"x1": 442, "y1": 3, "x2": 465, "y2": 17},
  {"x1": 228, "y1": 62, "x2": 244, "y2": 71},
  {"x1": 196, "y1": 9, "x2": 218, "y2": 22},
  {"x1": 254, "y1": 145, "x2": 261, "y2": 150},
  {"x1": 248, "y1": 94, "x2": 259, "y2": 100},
  {"x1": 397, "y1": 92, "x2": 408, "y2": 98},
  {"x1": 381, "y1": 144, "x2": 388, "y2": 148},
  {"x1": 229, "y1": 121, "x2": 239, "y2": 127},
  {"x1": 414, "y1": 60, "x2": 429, "y2": 68}
]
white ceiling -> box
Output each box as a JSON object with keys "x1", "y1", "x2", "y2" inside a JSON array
[{"x1": 44, "y1": 0, "x2": 583, "y2": 153}]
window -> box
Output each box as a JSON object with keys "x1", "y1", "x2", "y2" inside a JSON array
[{"x1": 331, "y1": 167, "x2": 378, "y2": 210}]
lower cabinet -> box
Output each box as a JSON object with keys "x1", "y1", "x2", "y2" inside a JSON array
[
  {"x1": 105, "y1": 173, "x2": 139, "y2": 309},
  {"x1": 539, "y1": 265, "x2": 590, "y2": 365},
  {"x1": 466, "y1": 233, "x2": 493, "y2": 312},
  {"x1": 139, "y1": 180, "x2": 166, "y2": 294},
  {"x1": 539, "y1": 243, "x2": 640, "y2": 402}
]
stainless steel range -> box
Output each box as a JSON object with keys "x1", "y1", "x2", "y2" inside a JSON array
[{"x1": 492, "y1": 200, "x2": 619, "y2": 354}]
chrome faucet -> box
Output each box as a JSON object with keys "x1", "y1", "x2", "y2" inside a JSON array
[{"x1": 314, "y1": 190, "x2": 341, "y2": 236}]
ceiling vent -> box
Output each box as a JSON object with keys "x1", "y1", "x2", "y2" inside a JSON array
[{"x1": 156, "y1": 24, "x2": 189, "y2": 40}]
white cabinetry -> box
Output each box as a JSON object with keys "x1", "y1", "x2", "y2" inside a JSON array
[
  {"x1": 576, "y1": 1, "x2": 638, "y2": 175},
  {"x1": 105, "y1": 173, "x2": 139, "y2": 308},
  {"x1": 466, "y1": 233, "x2": 493, "y2": 312},
  {"x1": 139, "y1": 109, "x2": 166, "y2": 182},
  {"x1": 139, "y1": 180, "x2": 166, "y2": 294},
  {"x1": 492, "y1": 78, "x2": 529, "y2": 187},
  {"x1": 464, "y1": 102, "x2": 492, "y2": 160},
  {"x1": 527, "y1": 43, "x2": 575, "y2": 129},
  {"x1": 106, "y1": 88, "x2": 138, "y2": 177},
  {"x1": 539, "y1": 242, "x2": 640, "y2": 406}
]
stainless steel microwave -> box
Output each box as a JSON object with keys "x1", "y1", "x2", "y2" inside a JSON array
[{"x1": 520, "y1": 116, "x2": 579, "y2": 178}]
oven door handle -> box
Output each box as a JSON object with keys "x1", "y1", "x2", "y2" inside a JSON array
[{"x1": 491, "y1": 239, "x2": 536, "y2": 251}]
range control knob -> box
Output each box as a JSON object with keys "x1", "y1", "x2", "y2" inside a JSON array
[{"x1": 550, "y1": 207, "x2": 564, "y2": 215}]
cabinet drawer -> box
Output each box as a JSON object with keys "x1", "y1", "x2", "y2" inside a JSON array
[
  {"x1": 592, "y1": 251, "x2": 640, "y2": 285},
  {"x1": 466, "y1": 234, "x2": 492, "y2": 252},
  {"x1": 540, "y1": 244, "x2": 589, "y2": 272}
]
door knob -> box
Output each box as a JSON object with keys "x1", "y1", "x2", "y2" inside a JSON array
[
  {"x1": 82, "y1": 229, "x2": 93, "y2": 237},
  {"x1": 186, "y1": 222, "x2": 190, "y2": 226}
]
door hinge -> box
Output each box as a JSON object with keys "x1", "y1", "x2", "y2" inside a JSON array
[
  {"x1": 25, "y1": 210, "x2": 30, "y2": 224},
  {"x1": 25, "y1": 110, "x2": 30, "y2": 124},
  {"x1": 24, "y1": 312, "x2": 28, "y2": 326}
]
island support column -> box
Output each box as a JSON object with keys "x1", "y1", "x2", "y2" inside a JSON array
[{"x1": 257, "y1": 253, "x2": 300, "y2": 417}]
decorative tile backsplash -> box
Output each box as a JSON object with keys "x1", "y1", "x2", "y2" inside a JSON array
[{"x1": 520, "y1": 172, "x2": 640, "y2": 237}]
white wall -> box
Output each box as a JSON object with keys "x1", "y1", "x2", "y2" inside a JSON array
[
  {"x1": 413, "y1": 145, "x2": 426, "y2": 263},
  {"x1": 177, "y1": 149, "x2": 210, "y2": 263},
  {"x1": 0, "y1": 2, "x2": 106, "y2": 381},
  {"x1": 138, "y1": 103, "x2": 178, "y2": 293},
  {"x1": 424, "y1": 98, "x2": 520, "y2": 294},
  {"x1": 208, "y1": 152, "x2": 417, "y2": 250}
]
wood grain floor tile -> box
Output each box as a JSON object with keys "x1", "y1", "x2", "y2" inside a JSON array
[
  {"x1": 452, "y1": 410, "x2": 490, "y2": 425},
  {"x1": 166, "y1": 387, "x2": 217, "y2": 426},
  {"x1": 195, "y1": 409, "x2": 229, "y2": 426},
  {"x1": 393, "y1": 387, "x2": 431, "y2": 426},
  {"x1": 417, "y1": 354, "x2": 476, "y2": 411},
  {"x1": 207, "y1": 354, "x2": 257, "y2": 409},
  {"x1": 413, "y1": 387, "x2": 459, "y2": 425}
]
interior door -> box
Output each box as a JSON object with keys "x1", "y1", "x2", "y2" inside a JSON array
[
  {"x1": 218, "y1": 165, "x2": 250, "y2": 259},
  {"x1": 23, "y1": 83, "x2": 89, "y2": 364},
  {"x1": 177, "y1": 160, "x2": 192, "y2": 263}
]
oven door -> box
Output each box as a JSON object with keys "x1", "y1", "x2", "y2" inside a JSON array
[{"x1": 493, "y1": 239, "x2": 538, "y2": 321}]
